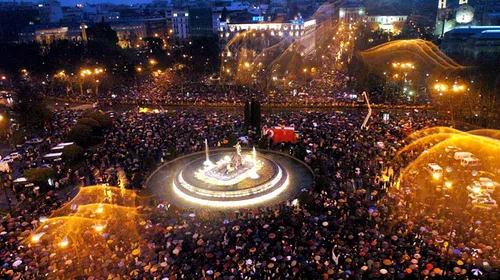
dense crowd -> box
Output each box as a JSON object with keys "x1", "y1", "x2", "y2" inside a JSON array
[
  {"x1": 0, "y1": 108, "x2": 498, "y2": 279},
  {"x1": 43, "y1": 67, "x2": 432, "y2": 108}
]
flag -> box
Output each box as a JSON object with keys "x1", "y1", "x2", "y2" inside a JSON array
[{"x1": 263, "y1": 126, "x2": 296, "y2": 143}]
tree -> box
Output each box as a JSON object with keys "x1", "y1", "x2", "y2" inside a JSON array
[
  {"x1": 77, "y1": 118, "x2": 102, "y2": 135},
  {"x1": 143, "y1": 37, "x2": 164, "y2": 54},
  {"x1": 86, "y1": 22, "x2": 119, "y2": 46},
  {"x1": 25, "y1": 168, "x2": 55, "y2": 192},
  {"x1": 66, "y1": 125, "x2": 93, "y2": 148},
  {"x1": 83, "y1": 111, "x2": 113, "y2": 131},
  {"x1": 63, "y1": 145, "x2": 84, "y2": 165},
  {"x1": 13, "y1": 83, "x2": 52, "y2": 136}
]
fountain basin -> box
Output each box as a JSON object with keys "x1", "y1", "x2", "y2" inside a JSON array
[{"x1": 147, "y1": 148, "x2": 314, "y2": 209}]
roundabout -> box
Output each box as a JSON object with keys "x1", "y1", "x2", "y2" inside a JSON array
[{"x1": 147, "y1": 144, "x2": 314, "y2": 209}]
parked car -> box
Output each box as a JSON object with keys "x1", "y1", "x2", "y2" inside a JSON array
[
  {"x1": 467, "y1": 177, "x2": 498, "y2": 194},
  {"x1": 25, "y1": 138, "x2": 44, "y2": 144},
  {"x1": 425, "y1": 163, "x2": 443, "y2": 180},
  {"x1": 471, "y1": 195, "x2": 498, "y2": 210}
]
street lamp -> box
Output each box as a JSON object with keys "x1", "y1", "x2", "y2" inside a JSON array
[
  {"x1": 59, "y1": 236, "x2": 69, "y2": 248},
  {"x1": 445, "y1": 181, "x2": 452, "y2": 189}
]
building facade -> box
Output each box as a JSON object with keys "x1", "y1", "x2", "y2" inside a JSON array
[
  {"x1": 18, "y1": 25, "x2": 82, "y2": 44},
  {"x1": 218, "y1": 16, "x2": 316, "y2": 41},
  {"x1": 366, "y1": 15, "x2": 408, "y2": 34},
  {"x1": 188, "y1": 7, "x2": 215, "y2": 37},
  {"x1": 172, "y1": 10, "x2": 189, "y2": 39},
  {"x1": 338, "y1": 4, "x2": 366, "y2": 23},
  {"x1": 441, "y1": 26, "x2": 500, "y2": 59},
  {"x1": 435, "y1": 0, "x2": 476, "y2": 37},
  {"x1": 38, "y1": 1, "x2": 63, "y2": 23}
]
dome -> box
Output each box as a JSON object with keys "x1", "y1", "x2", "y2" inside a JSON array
[{"x1": 455, "y1": 4, "x2": 474, "y2": 24}]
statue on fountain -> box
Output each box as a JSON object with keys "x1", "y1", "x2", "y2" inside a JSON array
[
  {"x1": 213, "y1": 142, "x2": 244, "y2": 174},
  {"x1": 196, "y1": 141, "x2": 263, "y2": 185},
  {"x1": 230, "y1": 142, "x2": 243, "y2": 168}
]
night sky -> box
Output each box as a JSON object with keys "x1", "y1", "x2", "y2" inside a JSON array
[{"x1": 0, "y1": 0, "x2": 153, "y2": 6}]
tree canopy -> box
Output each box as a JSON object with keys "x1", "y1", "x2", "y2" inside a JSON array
[{"x1": 12, "y1": 83, "x2": 52, "y2": 136}]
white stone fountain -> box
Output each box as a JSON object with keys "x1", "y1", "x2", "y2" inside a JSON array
[{"x1": 195, "y1": 142, "x2": 263, "y2": 186}]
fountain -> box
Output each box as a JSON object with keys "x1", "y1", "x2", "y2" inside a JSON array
[
  {"x1": 195, "y1": 142, "x2": 263, "y2": 186},
  {"x1": 203, "y1": 139, "x2": 213, "y2": 166},
  {"x1": 147, "y1": 140, "x2": 314, "y2": 209}
]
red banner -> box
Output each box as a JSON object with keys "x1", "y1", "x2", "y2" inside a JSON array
[{"x1": 263, "y1": 126, "x2": 296, "y2": 143}]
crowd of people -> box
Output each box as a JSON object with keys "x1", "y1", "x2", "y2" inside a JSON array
[
  {"x1": 42, "y1": 67, "x2": 432, "y2": 109},
  {"x1": 0, "y1": 106, "x2": 497, "y2": 279}
]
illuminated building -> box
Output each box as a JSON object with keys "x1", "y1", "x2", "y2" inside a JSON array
[
  {"x1": 338, "y1": 3, "x2": 366, "y2": 23},
  {"x1": 366, "y1": 14, "x2": 408, "y2": 34},
  {"x1": 435, "y1": 0, "x2": 476, "y2": 37},
  {"x1": 218, "y1": 15, "x2": 316, "y2": 42},
  {"x1": 172, "y1": 10, "x2": 189, "y2": 39},
  {"x1": 18, "y1": 24, "x2": 83, "y2": 44}
]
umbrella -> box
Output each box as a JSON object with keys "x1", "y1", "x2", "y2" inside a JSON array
[
  {"x1": 12, "y1": 260, "x2": 22, "y2": 267},
  {"x1": 472, "y1": 269, "x2": 483, "y2": 276}
]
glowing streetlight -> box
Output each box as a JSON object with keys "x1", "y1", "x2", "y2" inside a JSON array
[
  {"x1": 59, "y1": 236, "x2": 69, "y2": 248},
  {"x1": 452, "y1": 84, "x2": 465, "y2": 92},
  {"x1": 149, "y1": 59, "x2": 157, "y2": 65},
  {"x1": 31, "y1": 232, "x2": 45, "y2": 243},
  {"x1": 136, "y1": 67, "x2": 142, "y2": 72},
  {"x1": 93, "y1": 224, "x2": 105, "y2": 232},
  {"x1": 445, "y1": 181, "x2": 452, "y2": 189},
  {"x1": 244, "y1": 62, "x2": 250, "y2": 68},
  {"x1": 432, "y1": 172, "x2": 441, "y2": 180}
]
